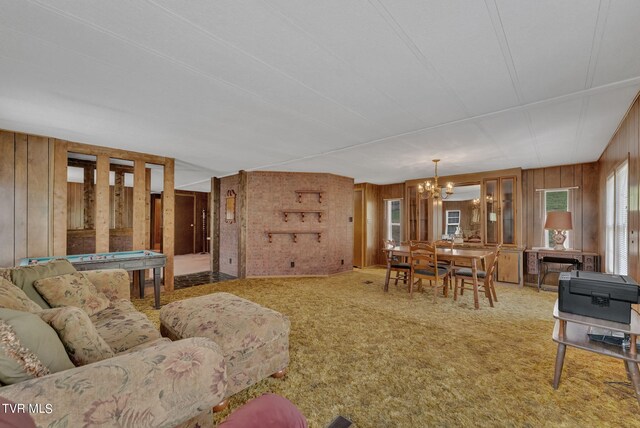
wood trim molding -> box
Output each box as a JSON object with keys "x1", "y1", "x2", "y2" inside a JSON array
[
  {"x1": 52, "y1": 139, "x2": 68, "y2": 256},
  {"x1": 95, "y1": 155, "x2": 110, "y2": 253},
  {"x1": 162, "y1": 158, "x2": 175, "y2": 292},
  {"x1": 66, "y1": 141, "x2": 168, "y2": 165},
  {"x1": 132, "y1": 160, "x2": 146, "y2": 250},
  {"x1": 237, "y1": 170, "x2": 248, "y2": 278},
  {"x1": 211, "y1": 177, "x2": 220, "y2": 272}
]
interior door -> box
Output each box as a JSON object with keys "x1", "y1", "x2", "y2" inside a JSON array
[
  {"x1": 353, "y1": 189, "x2": 364, "y2": 268},
  {"x1": 175, "y1": 193, "x2": 196, "y2": 255}
]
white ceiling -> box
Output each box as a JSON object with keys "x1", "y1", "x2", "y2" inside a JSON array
[{"x1": 1, "y1": 1, "x2": 639, "y2": 191}]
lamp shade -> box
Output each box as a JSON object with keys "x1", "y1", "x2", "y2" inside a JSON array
[{"x1": 544, "y1": 211, "x2": 573, "y2": 231}]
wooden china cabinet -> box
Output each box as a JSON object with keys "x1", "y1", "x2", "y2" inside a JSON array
[{"x1": 404, "y1": 169, "x2": 523, "y2": 285}]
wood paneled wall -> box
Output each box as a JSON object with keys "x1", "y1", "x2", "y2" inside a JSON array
[
  {"x1": 521, "y1": 162, "x2": 599, "y2": 284},
  {"x1": 0, "y1": 131, "x2": 55, "y2": 266},
  {"x1": 0, "y1": 128, "x2": 176, "y2": 290},
  {"x1": 598, "y1": 94, "x2": 640, "y2": 278},
  {"x1": 521, "y1": 163, "x2": 599, "y2": 251},
  {"x1": 353, "y1": 182, "x2": 405, "y2": 267},
  {"x1": 354, "y1": 183, "x2": 382, "y2": 267}
]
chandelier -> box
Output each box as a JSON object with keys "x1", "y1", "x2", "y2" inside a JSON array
[{"x1": 417, "y1": 159, "x2": 454, "y2": 200}]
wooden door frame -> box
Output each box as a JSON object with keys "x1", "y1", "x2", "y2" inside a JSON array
[{"x1": 353, "y1": 188, "x2": 365, "y2": 268}]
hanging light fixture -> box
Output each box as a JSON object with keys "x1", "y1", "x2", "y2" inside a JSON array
[{"x1": 417, "y1": 159, "x2": 454, "y2": 200}]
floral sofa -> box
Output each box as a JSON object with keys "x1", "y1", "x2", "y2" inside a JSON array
[{"x1": 0, "y1": 262, "x2": 227, "y2": 428}]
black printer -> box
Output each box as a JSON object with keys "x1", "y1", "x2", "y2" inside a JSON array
[{"x1": 558, "y1": 271, "x2": 640, "y2": 324}]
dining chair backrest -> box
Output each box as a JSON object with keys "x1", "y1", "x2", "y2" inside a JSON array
[
  {"x1": 383, "y1": 239, "x2": 396, "y2": 263},
  {"x1": 409, "y1": 241, "x2": 438, "y2": 271},
  {"x1": 483, "y1": 245, "x2": 502, "y2": 284},
  {"x1": 433, "y1": 239, "x2": 454, "y2": 250}
]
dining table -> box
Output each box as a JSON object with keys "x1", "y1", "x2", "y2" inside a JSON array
[{"x1": 382, "y1": 245, "x2": 495, "y2": 309}]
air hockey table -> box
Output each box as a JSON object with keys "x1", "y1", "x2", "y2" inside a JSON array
[{"x1": 20, "y1": 250, "x2": 166, "y2": 309}]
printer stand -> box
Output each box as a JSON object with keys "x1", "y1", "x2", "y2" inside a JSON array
[{"x1": 552, "y1": 300, "x2": 640, "y2": 405}]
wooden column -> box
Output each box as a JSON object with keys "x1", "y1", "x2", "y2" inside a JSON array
[
  {"x1": 237, "y1": 170, "x2": 248, "y2": 278},
  {"x1": 132, "y1": 160, "x2": 146, "y2": 250},
  {"x1": 52, "y1": 140, "x2": 68, "y2": 256},
  {"x1": 163, "y1": 159, "x2": 175, "y2": 291},
  {"x1": 0, "y1": 131, "x2": 15, "y2": 266},
  {"x1": 83, "y1": 164, "x2": 95, "y2": 230},
  {"x1": 145, "y1": 168, "x2": 151, "y2": 250},
  {"x1": 114, "y1": 169, "x2": 125, "y2": 229},
  {"x1": 95, "y1": 155, "x2": 110, "y2": 253},
  {"x1": 26, "y1": 135, "x2": 49, "y2": 258},
  {"x1": 210, "y1": 177, "x2": 220, "y2": 272}
]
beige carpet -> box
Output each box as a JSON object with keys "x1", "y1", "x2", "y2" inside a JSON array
[{"x1": 133, "y1": 269, "x2": 640, "y2": 427}]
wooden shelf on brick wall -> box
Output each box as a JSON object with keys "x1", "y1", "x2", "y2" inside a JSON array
[
  {"x1": 267, "y1": 231, "x2": 322, "y2": 243},
  {"x1": 295, "y1": 190, "x2": 324, "y2": 203},
  {"x1": 282, "y1": 210, "x2": 324, "y2": 223}
]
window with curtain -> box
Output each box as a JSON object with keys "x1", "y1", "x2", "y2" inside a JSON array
[
  {"x1": 384, "y1": 199, "x2": 403, "y2": 243},
  {"x1": 544, "y1": 190, "x2": 570, "y2": 248},
  {"x1": 537, "y1": 187, "x2": 575, "y2": 248},
  {"x1": 606, "y1": 160, "x2": 628, "y2": 275}
]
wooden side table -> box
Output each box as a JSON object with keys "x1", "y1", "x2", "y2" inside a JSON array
[{"x1": 552, "y1": 300, "x2": 640, "y2": 404}]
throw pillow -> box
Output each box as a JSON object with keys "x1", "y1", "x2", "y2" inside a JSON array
[
  {"x1": 0, "y1": 278, "x2": 42, "y2": 313},
  {"x1": 33, "y1": 273, "x2": 110, "y2": 317},
  {"x1": 39, "y1": 307, "x2": 115, "y2": 366},
  {"x1": 0, "y1": 268, "x2": 12, "y2": 282},
  {"x1": 10, "y1": 259, "x2": 77, "y2": 309},
  {"x1": 0, "y1": 308, "x2": 74, "y2": 385}
]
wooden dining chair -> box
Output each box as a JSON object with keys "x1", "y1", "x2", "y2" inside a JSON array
[
  {"x1": 383, "y1": 239, "x2": 410, "y2": 290},
  {"x1": 454, "y1": 245, "x2": 501, "y2": 307},
  {"x1": 409, "y1": 241, "x2": 451, "y2": 301},
  {"x1": 433, "y1": 239, "x2": 456, "y2": 290}
]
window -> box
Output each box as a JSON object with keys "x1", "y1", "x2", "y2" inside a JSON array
[
  {"x1": 544, "y1": 190, "x2": 570, "y2": 248},
  {"x1": 445, "y1": 210, "x2": 460, "y2": 236},
  {"x1": 606, "y1": 161, "x2": 628, "y2": 275},
  {"x1": 384, "y1": 199, "x2": 402, "y2": 243}
]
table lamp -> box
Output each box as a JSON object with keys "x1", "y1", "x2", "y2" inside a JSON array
[{"x1": 545, "y1": 211, "x2": 573, "y2": 250}]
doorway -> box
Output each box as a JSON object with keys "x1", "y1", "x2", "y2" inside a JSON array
[{"x1": 353, "y1": 189, "x2": 364, "y2": 268}]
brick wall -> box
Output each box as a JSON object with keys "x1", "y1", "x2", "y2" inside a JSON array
[
  {"x1": 243, "y1": 171, "x2": 353, "y2": 277},
  {"x1": 219, "y1": 175, "x2": 239, "y2": 277},
  {"x1": 217, "y1": 171, "x2": 354, "y2": 277}
]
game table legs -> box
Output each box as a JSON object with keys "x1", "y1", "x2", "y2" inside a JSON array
[
  {"x1": 153, "y1": 267, "x2": 161, "y2": 309},
  {"x1": 137, "y1": 270, "x2": 145, "y2": 299}
]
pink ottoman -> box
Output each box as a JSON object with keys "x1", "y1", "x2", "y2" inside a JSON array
[{"x1": 159, "y1": 293, "x2": 290, "y2": 399}]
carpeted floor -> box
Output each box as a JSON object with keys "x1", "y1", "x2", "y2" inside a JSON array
[{"x1": 132, "y1": 269, "x2": 640, "y2": 427}]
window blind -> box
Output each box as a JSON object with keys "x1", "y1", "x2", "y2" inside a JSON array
[
  {"x1": 615, "y1": 161, "x2": 628, "y2": 275},
  {"x1": 606, "y1": 174, "x2": 615, "y2": 273}
]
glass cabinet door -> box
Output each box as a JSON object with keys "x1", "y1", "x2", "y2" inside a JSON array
[
  {"x1": 418, "y1": 197, "x2": 429, "y2": 242},
  {"x1": 501, "y1": 177, "x2": 515, "y2": 245},
  {"x1": 485, "y1": 179, "x2": 498, "y2": 244},
  {"x1": 407, "y1": 186, "x2": 417, "y2": 241}
]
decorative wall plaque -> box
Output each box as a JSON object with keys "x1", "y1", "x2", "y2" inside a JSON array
[{"x1": 225, "y1": 190, "x2": 236, "y2": 224}]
